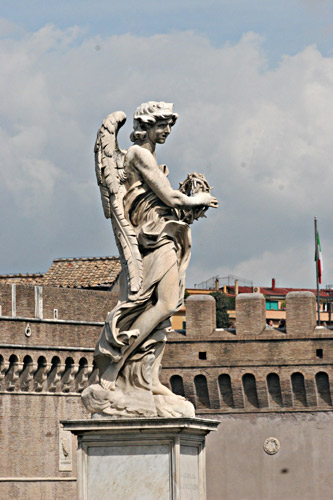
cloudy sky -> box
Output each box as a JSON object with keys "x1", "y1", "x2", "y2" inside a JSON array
[{"x1": 1, "y1": 0, "x2": 333, "y2": 288}]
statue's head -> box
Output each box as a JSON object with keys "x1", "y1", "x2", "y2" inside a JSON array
[{"x1": 130, "y1": 101, "x2": 178, "y2": 143}]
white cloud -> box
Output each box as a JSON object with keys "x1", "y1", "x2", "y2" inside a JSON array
[
  {"x1": 0, "y1": 18, "x2": 25, "y2": 37},
  {"x1": 214, "y1": 246, "x2": 316, "y2": 288},
  {"x1": 1, "y1": 26, "x2": 333, "y2": 287}
]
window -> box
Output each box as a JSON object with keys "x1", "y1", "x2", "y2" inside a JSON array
[
  {"x1": 315, "y1": 372, "x2": 331, "y2": 406},
  {"x1": 218, "y1": 374, "x2": 234, "y2": 407},
  {"x1": 242, "y1": 374, "x2": 259, "y2": 408},
  {"x1": 199, "y1": 352, "x2": 207, "y2": 360},
  {"x1": 291, "y1": 372, "x2": 307, "y2": 407},
  {"x1": 267, "y1": 373, "x2": 283, "y2": 407},
  {"x1": 266, "y1": 300, "x2": 278, "y2": 311},
  {"x1": 170, "y1": 375, "x2": 185, "y2": 397},
  {"x1": 194, "y1": 375, "x2": 210, "y2": 408},
  {"x1": 316, "y1": 348, "x2": 323, "y2": 359}
]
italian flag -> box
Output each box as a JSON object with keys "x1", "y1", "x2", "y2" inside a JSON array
[{"x1": 315, "y1": 230, "x2": 323, "y2": 284}]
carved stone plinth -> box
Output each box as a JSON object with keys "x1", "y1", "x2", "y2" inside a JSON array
[{"x1": 63, "y1": 417, "x2": 219, "y2": 500}]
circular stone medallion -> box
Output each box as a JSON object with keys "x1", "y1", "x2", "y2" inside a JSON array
[{"x1": 263, "y1": 437, "x2": 280, "y2": 455}]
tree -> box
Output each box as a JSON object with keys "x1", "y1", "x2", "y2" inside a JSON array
[{"x1": 210, "y1": 291, "x2": 235, "y2": 328}]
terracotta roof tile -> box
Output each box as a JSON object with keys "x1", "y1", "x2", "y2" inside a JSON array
[
  {"x1": 0, "y1": 273, "x2": 44, "y2": 285},
  {"x1": 42, "y1": 256, "x2": 121, "y2": 289}
]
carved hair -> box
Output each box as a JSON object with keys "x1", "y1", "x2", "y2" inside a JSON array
[{"x1": 130, "y1": 101, "x2": 178, "y2": 142}]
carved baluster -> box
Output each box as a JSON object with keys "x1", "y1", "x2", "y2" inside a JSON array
[
  {"x1": 5, "y1": 356, "x2": 24, "y2": 391},
  {"x1": 34, "y1": 359, "x2": 52, "y2": 392},
  {"x1": 20, "y1": 358, "x2": 38, "y2": 392},
  {"x1": 62, "y1": 359, "x2": 79, "y2": 393},
  {"x1": 0, "y1": 357, "x2": 10, "y2": 391},
  {"x1": 75, "y1": 361, "x2": 94, "y2": 393},
  {"x1": 47, "y1": 357, "x2": 66, "y2": 392}
]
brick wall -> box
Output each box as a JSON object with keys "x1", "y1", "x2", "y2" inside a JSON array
[
  {"x1": 0, "y1": 283, "x2": 117, "y2": 323},
  {"x1": 16, "y1": 285, "x2": 35, "y2": 318},
  {"x1": 0, "y1": 394, "x2": 87, "y2": 500},
  {"x1": 0, "y1": 285, "x2": 12, "y2": 316},
  {"x1": 42, "y1": 286, "x2": 115, "y2": 322}
]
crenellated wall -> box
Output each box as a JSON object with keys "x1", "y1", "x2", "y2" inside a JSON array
[{"x1": 160, "y1": 292, "x2": 333, "y2": 414}]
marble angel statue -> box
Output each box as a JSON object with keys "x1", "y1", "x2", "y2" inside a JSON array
[{"x1": 82, "y1": 101, "x2": 218, "y2": 417}]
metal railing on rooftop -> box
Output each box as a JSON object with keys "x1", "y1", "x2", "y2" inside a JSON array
[{"x1": 194, "y1": 274, "x2": 253, "y2": 290}]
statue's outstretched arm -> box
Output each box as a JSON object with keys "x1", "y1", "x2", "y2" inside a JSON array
[{"x1": 127, "y1": 146, "x2": 218, "y2": 209}]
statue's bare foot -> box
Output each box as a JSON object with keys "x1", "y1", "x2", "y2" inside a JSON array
[
  {"x1": 152, "y1": 381, "x2": 180, "y2": 397},
  {"x1": 100, "y1": 363, "x2": 120, "y2": 391}
]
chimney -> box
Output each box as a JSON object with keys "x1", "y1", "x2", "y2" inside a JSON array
[
  {"x1": 272, "y1": 278, "x2": 276, "y2": 290},
  {"x1": 235, "y1": 279, "x2": 239, "y2": 295},
  {"x1": 223, "y1": 285, "x2": 227, "y2": 294},
  {"x1": 215, "y1": 277, "x2": 219, "y2": 290}
]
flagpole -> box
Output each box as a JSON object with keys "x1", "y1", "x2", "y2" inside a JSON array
[{"x1": 314, "y1": 216, "x2": 320, "y2": 326}]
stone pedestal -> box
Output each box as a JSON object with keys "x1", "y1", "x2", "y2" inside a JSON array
[{"x1": 63, "y1": 417, "x2": 219, "y2": 500}]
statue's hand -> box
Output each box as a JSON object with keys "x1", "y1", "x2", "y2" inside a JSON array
[{"x1": 194, "y1": 192, "x2": 219, "y2": 208}]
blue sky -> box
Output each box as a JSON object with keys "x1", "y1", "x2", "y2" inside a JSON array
[
  {"x1": 2, "y1": 0, "x2": 333, "y2": 63},
  {"x1": 1, "y1": 1, "x2": 333, "y2": 288}
]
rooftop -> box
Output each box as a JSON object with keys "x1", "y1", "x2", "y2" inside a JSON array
[
  {"x1": 0, "y1": 273, "x2": 44, "y2": 285},
  {"x1": 227, "y1": 285, "x2": 330, "y2": 299},
  {"x1": 0, "y1": 256, "x2": 121, "y2": 289}
]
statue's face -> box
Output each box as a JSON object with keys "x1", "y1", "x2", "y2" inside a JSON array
[{"x1": 147, "y1": 119, "x2": 172, "y2": 144}]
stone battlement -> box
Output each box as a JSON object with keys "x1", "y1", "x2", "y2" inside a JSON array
[{"x1": 186, "y1": 291, "x2": 320, "y2": 338}]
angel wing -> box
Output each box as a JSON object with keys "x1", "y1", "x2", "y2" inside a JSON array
[{"x1": 94, "y1": 111, "x2": 143, "y2": 296}]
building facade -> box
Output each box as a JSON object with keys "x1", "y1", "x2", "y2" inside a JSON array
[{"x1": 1, "y1": 283, "x2": 333, "y2": 499}]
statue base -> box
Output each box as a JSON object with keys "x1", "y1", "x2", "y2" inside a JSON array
[{"x1": 62, "y1": 417, "x2": 219, "y2": 500}]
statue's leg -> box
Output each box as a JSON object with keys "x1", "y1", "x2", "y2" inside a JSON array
[
  {"x1": 130, "y1": 262, "x2": 179, "y2": 338},
  {"x1": 100, "y1": 263, "x2": 179, "y2": 390}
]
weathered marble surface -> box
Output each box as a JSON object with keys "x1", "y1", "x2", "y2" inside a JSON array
[
  {"x1": 82, "y1": 101, "x2": 218, "y2": 417},
  {"x1": 88, "y1": 444, "x2": 170, "y2": 500},
  {"x1": 63, "y1": 417, "x2": 219, "y2": 500},
  {"x1": 180, "y1": 445, "x2": 200, "y2": 499}
]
